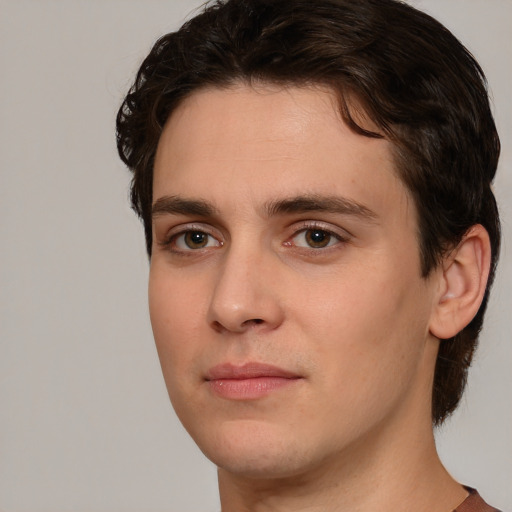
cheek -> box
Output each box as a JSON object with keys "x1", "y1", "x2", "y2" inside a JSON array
[
  {"x1": 148, "y1": 266, "x2": 207, "y2": 384},
  {"x1": 149, "y1": 261, "x2": 209, "y2": 326},
  {"x1": 296, "y1": 262, "x2": 431, "y2": 393}
]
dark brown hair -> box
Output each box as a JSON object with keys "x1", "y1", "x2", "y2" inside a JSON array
[{"x1": 116, "y1": 0, "x2": 500, "y2": 424}]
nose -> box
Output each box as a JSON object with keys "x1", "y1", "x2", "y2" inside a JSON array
[{"x1": 207, "y1": 244, "x2": 285, "y2": 334}]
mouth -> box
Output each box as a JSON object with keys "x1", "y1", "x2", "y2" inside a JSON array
[{"x1": 205, "y1": 362, "x2": 303, "y2": 400}]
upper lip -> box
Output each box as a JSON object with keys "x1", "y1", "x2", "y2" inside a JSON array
[{"x1": 205, "y1": 362, "x2": 300, "y2": 381}]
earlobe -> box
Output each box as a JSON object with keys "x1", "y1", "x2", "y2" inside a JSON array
[{"x1": 429, "y1": 225, "x2": 491, "y2": 340}]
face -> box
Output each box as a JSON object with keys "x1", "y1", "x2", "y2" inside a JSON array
[{"x1": 149, "y1": 84, "x2": 441, "y2": 480}]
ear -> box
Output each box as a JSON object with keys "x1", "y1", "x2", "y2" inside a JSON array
[{"x1": 429, "y1": 225, "x2": 491, "y2": 340}]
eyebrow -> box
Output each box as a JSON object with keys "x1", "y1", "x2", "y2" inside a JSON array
[
  {"x1": 152, "y1": 195, "x2": 219, "y2": 218},
  {"x1": 151, "y1": 193, "x2": 377, "y2": 222},
  {"x1": 264, "y1": 194, "x2": 378, "y2": 221}
]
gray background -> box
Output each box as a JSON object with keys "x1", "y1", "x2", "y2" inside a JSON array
[{"x1": 0, "y1": 1, "x2": 510, "y2": 511}]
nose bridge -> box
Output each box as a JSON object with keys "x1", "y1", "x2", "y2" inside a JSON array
[{"x1": 207, "y1": 236, "x2": 284, "y2": 333}]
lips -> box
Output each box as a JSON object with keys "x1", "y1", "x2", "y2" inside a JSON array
[{"x1": 205, "y1": 362, "x2": 302, "y2": 400}]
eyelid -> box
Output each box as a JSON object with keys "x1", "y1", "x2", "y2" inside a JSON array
[
  {"x1": 282, "y1": 221, "x2": 352, "y2": 253},
  {"x1": 159, "y1": 222, "x2": 223, "y2": 251},
  {"x1": 156, "y1": 220, "x2": 350, "y2": 253},
  {"x1": 288, "y1": 220, "x2": 352, "y2": 240}
]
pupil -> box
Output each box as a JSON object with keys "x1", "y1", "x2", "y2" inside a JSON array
[
  {"x1": 306, "y1": 229, "x2": 330, "y2": 248},
  {"x1": 186, "y1": 231, "x2": 207, "y2": 248}
]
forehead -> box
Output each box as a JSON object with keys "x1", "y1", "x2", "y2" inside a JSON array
[{"x1": 153, "y1": 83, "x2": 413, "y2": 223}]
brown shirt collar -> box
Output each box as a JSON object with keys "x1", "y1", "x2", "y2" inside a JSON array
[{"x1": 454, "y1": 487, "x2": 502, "y2": 512}]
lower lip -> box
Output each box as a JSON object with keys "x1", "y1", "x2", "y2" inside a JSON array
[{"x1": 207, "y1": 376, "x2": 300, "y2": 400}]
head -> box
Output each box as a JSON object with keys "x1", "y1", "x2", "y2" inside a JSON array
[{"x1": 116, "y1": 0, "x2": 500, "y2": 428}]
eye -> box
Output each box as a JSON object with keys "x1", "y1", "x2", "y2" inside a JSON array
[
  {"x1": 173, "y1": 230, "x2": 221, "y2": 250},
  {"x1": 290, "y1": 228, "x2": 342, "y2": 249}
]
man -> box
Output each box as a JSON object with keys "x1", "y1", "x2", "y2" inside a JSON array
[{"x1": 116, "y1": 0, "x2": 502, "y2": 510}]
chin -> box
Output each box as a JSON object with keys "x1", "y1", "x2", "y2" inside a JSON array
[{"x1": 193, "y1": 418, "x2": 312, "y2": 479}]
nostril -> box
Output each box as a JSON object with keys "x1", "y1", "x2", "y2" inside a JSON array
[
  {"x1": 244, "y1": 318, "x2": 264, "y2": 325},
  {"x1": 211, "y1": 320, "x2": 225, "y2": 333},
  {"x1": 210, "y1": 318, "x2": 265, "y2": 333}
]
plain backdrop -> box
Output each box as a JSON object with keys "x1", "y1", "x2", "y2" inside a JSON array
[{"x1": 0, "y1": 1, "x2": 510, "y2": 511}]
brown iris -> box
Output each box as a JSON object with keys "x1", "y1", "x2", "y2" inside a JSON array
[
  {"x1": 305, "y1": 229, "x2": 332, "y2": 248},
  {"x1": 184, "y1": 231, "x2": 209, "y2": 249}
]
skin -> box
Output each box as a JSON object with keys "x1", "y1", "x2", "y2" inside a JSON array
[{"x1": 149, "y1": 84, "x2": 471, "y2": 511}]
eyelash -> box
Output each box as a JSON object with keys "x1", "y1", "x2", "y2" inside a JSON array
[
  {"x1": 159, "y1": 224, "x2": 222, "y2": 254},
  {"x1": 159, "y1": 222, "x2": 349, "y2": 255},
  {"x1": 285, "y1": 222, "x2": 349, "y2": 251}
]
